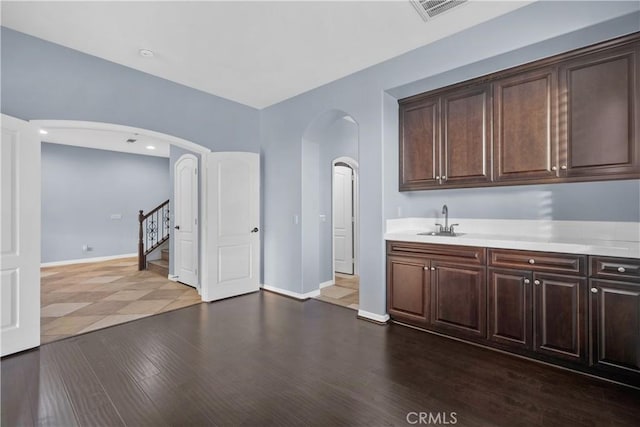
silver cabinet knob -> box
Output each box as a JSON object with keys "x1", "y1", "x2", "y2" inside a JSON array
[
  {"x1": 560, "y1": 165, "x2": 567, "y2": 170},
  {"x1": 523, "y1": 278, "x2": 530, "y2": 284},
  {"x1": 435, "y1": 176, "x2": 440, "y2": 180},
  {"x1": 442, "y1": 176, "x2": 447, "y2": 180},
  {"x1": 424, "y1": 266, "x2": 429, "y2": 270},
  {"x1": 431, "y1": 267, "x2": 436, "y2": 271},
  {"x1": 617, "y1": 266, "x2": 626, "y2": 273},
  {"x1": 528, "y1": 259, "x2": 535, "y2": 264},
  {"x1": 534, "y1": 280, "x2": 540, "y2": 285},
  {"x1": 551, "y1": 166, "x2": 557, "y2": 171},
  {"x1": 591, "y1": 287, "x2": 598, "y2": 293}
]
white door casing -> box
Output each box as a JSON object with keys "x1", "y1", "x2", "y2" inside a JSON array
[
  {"x1": 174, "y1": 154, "x2": 199, "y2": 287},
  {"x1": 333, "y1": 165, "x2": 354, "y2": 275},
  {"x1": 204, "y1": 152, "x2": 260, "y2": 301},
  {"x1": 1, "y1": 115, "x2": 40, "y2": 356}
]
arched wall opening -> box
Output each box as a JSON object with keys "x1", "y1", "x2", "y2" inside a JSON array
[{"x1": 300, "y1": 110, "x2": 359, "y2": 304}]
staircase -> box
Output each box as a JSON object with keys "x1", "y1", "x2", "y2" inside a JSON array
[
  {"x1": 138, "y1": 199, "x2": 171, "y2": 274},
  {"x1": 147, "y1": 248, "x2": 169, "y2": 277}
]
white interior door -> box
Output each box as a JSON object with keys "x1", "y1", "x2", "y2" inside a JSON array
[
  {"x1": 174, "y1": 154, "x2": 199, "y2": 287},
  {"x1": 334, "y1": 165, "x2": 354, "y2": 275},
  {"x1": 1, "y1": 115, "x2": 40, "y2": 356},
  {"x1": 204, "y1": 152, "x2": 260, "y2": 301}
]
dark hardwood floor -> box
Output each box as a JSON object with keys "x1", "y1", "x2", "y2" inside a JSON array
[{"x1": 2, "y1": 291, "x2": 639, "y2": 426}]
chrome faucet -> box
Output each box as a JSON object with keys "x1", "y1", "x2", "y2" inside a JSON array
[
  {"x1": 442, "y1": 204, "x2": 448, "y2": 231},
  {"x1": 435, "y1": 204, "x2": 459, "y2": 235}
]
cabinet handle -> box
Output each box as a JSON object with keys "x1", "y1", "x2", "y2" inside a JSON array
[
  {"x1": 591, "y1": 287, "x2": 598, "y2": 293},
  {"x1": 560, "y1": 165, "x2": 567, "y2": 170},
  {"x1": 617, "y1": 266, "x2": 626, "y2": 273},
  {"x1": 534, "y1": 280, "x2": 540, "y2": 285},
  {"x1": 528, "y1": 259, "x2": 535, "y2": 265},
  {"x1": 551, "y1": 166, "x2": 557, "y2": 171},
  {"x1": 523, "y1": 278, "x2": 530, "y2": 284}
]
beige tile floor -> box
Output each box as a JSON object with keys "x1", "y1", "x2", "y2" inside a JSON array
[
  {"x1": 314, "y1": 273, "x2": 359, "y2": 310},
  {"x1": 41, "y1": 257, "x2": 201, "y2": 343}
]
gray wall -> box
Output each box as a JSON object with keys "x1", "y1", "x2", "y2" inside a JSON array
[
  {"x1": 1, "y1": 27, "x2": 260, "y2": 153},
  {"x1": 260, "y1": 2, "x2": 640, "y2": 317},
  {"x1": 41, "y1": 143, "x2": 170, "y2": 263}
]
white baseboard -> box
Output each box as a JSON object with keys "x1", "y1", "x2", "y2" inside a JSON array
[
  {"x1": 167, "y1": 275, "x2": 179, "y2": 282},
  {"x1": 319, "y1": 280, "x2": 333, "y2": 289},
  {"x1": 261, "y1": 284, "x2": 320, "y2": 300},
  {"x1": 357, "y1": 310, "x2": 390, "y2": 324},
  {"x1": 41, "y1": 253, "x2": 137, "y2": 267}
]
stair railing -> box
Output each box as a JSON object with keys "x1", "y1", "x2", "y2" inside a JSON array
[{"x1": 138, "y1": 199, "x2": 170, "y2": 270}]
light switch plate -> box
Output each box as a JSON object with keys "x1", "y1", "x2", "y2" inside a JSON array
[{"x1": 110, "y1": 214, "x2": 122, "y2": 220}]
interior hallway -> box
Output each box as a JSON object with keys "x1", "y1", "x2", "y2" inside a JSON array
[
  {"x1": 41, "y1": 257, "x2": 200, "y2": 343},
  {"x1": 314, "y1": 273, "x2": 359, "y2": 310}
]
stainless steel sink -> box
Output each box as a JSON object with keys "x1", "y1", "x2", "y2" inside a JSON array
[{"x1": 417, "y1": 231, "x2": 464, "y2": 237}]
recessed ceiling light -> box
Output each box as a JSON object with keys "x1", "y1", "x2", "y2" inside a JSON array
[
  {"x1": 139, "y1": 49, "x2": 154, "y2": 58},
  {"x1": 39, "y1": 129, "x2": 48, "y2": 135},
  {"x1": 146, "y1": 145, "x2": 156, "y2": 150}
]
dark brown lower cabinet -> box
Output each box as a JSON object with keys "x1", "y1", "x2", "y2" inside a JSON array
[
  {"x1": 533, "y1": 273, "x2": 588, "y2": 363},
  {"x1": 590, "y1": 279, "x2": 640, "y2": 376},
  {"x1": 488, "y1": 269, "x2": 533, "y2": 351},
  {"x1": 430, "y1": 261, "x2": 486, "y2": 340},
  {"x1": 387, "y1": 256, "x2": 429, "y2": 325},
  {"x1": 387, "y1": 241, "x2": 640, "y2": 386}
]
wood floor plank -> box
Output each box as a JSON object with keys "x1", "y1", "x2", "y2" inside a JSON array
[
  {"x1": 75, "y1": 335, "x2": 169, "y2": 427},
  {"x1": 50, "y1": 341, "x2": 125, "y2": 426},
  {"x1": 3, "y1": 291, "x2": 640, "y2": 426}
]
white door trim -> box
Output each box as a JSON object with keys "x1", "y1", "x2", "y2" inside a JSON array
[{"x1": 331, "y1": 156, "x2": 359, "y2": 284}]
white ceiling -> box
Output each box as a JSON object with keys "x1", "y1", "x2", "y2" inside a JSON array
[
  {"x1": 36, "y1": 125, "x2": 171, "y2": 158},
  {"x1": 1, "y1": 1, "x2": 533, "y2": 109}
]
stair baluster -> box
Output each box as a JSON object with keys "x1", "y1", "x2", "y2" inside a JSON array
[{"x1": 138, "y1": 199, "x2": 171, "y2": 271}]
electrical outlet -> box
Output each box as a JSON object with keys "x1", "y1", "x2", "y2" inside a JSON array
[{"x1": 82, "y1": 244, "x2": 92, "y2": 252}]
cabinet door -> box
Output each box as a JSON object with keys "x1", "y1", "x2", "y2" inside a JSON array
[
  {"x1": 387, "y1": 256, "x2": 429, "y2": 325},
  {"x1": 399, "y1": 97, "x2": 440, "y2": 190},
  {"x1": 559, "y1": 46, "x2": 639, "y2": 178},
  {"x1": 533, "y1": 273, "x2": 587, "y2": 363},
  {"x1": 488, "y1": 269, "x2": 533, "y2": 351},
  {"x1": 430, "y1": 262, "x2": 486, "y2": 340},
  {"x1": 493, "y1": 68, "x2": 558, "y2": 182},
  {"x1": 590, "y1": 279, "x2": 640, "y2": 376},
  {"x1": 442, "y1": 84, "x2": 492, "y2": 186}
]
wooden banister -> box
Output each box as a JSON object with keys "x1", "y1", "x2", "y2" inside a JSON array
[{"x1": 138, "y1": 200, "x2": 171, "y2": 271}]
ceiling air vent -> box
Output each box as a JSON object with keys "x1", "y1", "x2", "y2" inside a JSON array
[{"x1": 410, "y1": 0, "x2": 468, "y2": 21}]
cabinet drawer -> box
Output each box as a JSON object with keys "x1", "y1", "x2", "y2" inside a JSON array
[
  {"x1": 590, "y1": 257, "x2": 640, "y2": 282},
  {"x1": 488, "y1": 249, "x2": 586, "y2": 275},
  {"x1": 387, "y1": 241, "x2": 485, "y2": 265}
]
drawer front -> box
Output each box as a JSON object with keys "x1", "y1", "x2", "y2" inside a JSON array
[
  {"x1": 387, "y1": 241, "x2": 485, "y2": 265},
  {"x1": 590, "y1": 257, "x2": 640, "y2": 282},
  {"x1": 489, "y1": 249, "x2": 586, "y2": 275}
]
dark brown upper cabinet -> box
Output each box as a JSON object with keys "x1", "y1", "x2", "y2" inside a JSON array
[
  {"x1": 399, "y1": 97, "x2": 440, "y2": 190},
  {"x1": 442, "y1": 85, "x2": 492, "y2": 186},
  {"x1": 559, "y1": 45, "x2": 639, "y2": 179},
  {"x1": 399, "y1": 84, "x2": 491, "y2": 190},
  {"x1": 493, "y1": 68, "x2": 558, "y2": 182},
  {"x1": 398, "y1": 32, "x2": 640, "y2": 191}
]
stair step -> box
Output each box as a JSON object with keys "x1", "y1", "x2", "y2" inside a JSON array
[
  {"x1": 147, "y1": 259, "x2": 169, "y2": 277},
  {"x1": 161, "y1": 248, "x2": 169, "y2": 261}
]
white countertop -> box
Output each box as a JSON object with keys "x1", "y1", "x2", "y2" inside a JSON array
[{"x1": 384, "y1": 218, "x2": 640, "y2": 259}]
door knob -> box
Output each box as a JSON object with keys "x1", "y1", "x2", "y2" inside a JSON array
[
  {"x1": 174, "y1": 225, "x2": 180, "y2": 230},
  {"x1": 251, "y1": 227, "x2": 259, "y2": 233}
]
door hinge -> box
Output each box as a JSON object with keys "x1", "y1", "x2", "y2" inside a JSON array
[
  {"x1": 195, "y1": 268, "x2": 198, "y2": 275},
  {"x1": 195, "y1": 168, "x2": 198, "y2": 175},
  {"x1": 195, "y1": 218, "x2": 198, "y2": 225}
]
